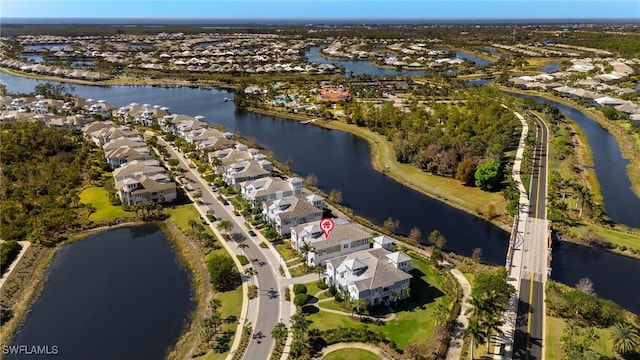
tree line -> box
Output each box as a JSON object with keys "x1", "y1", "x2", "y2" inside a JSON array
[{"x1": 0, "y1": 122, "x2": 101, "y2": 244}]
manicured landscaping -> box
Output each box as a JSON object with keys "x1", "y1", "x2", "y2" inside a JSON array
[
  {"x1": 274, "y1": 242, "x2": 301, "y2": 262},
  {"x1": 79, "y1": 186, "x2": 135, "y2": 222},
  {"x1": 306, "y1": 257, "x2": 449, "y2": 351},
  {"x1": 322, "y1": 348, "x2": 381, "y2": 360},
  {"x1": 166, "y1": 205, "x2": 215, "y2": 236}
]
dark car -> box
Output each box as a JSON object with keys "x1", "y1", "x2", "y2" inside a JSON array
[
  {"x1": 222, "y1": 200, "x2": 229, "y2": 206},
  {"x1": 248, "y1": 230, "x2": 257, "y2": 237}
]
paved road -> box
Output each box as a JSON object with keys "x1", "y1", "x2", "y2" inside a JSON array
[
  {"x1": 154, "y1": 136, "x2": 282, "y2": 359},
  {"x1": 512, "y1": 111, "x2": 550, "y2": 360}
]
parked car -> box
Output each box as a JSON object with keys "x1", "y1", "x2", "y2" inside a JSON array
[{"x1": 248, "y1": 230, "x2": 257, "y2": 237}]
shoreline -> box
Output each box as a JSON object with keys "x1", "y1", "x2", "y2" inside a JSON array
[
  {"x1": 0, "y1": 220, "x2": 209, "y2": 359},
  {"x1": 246, "y1": 106, "x2": 511, "y2": 233},
  {"x1": 499, "y1": 86, "x2": 640, "y2": 200}
]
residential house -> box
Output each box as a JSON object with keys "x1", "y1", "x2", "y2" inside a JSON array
[
  {"x1": 117, "y1": 173, "x2": 177, "y2": 206},
  {"x1": 104, "y1": 146, "x2": 154, "y2": 168},
  {"x1": 241, "y1": 177, "x2": 303, "y2": 202},
  {"x1": 112, "y1": 160, "x2": 165, "y2": 182},
  {"x1": 291, "y1": 218, "x2": 371, "y2": 267},
  {"x1": 325, "y1": 248, "x2": 413, "y2": 306},
  {"x1": 223, "y1": 160, "x2": 272, "y2": 188},
  {"x1": 262, "y1": 195, "x2": 324, "y2": 235},
  {"x1": 372, "y1": 235, "x2": 395, "y2": 251}
]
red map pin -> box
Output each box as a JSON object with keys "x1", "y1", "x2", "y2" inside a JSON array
[{"x1": 320, "y1": 218, "x2": 335, "y2": 239}]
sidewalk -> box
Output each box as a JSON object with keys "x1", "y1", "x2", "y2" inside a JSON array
[{"x1": 492, "y1": 111, "x2": 530, "y2": 360}]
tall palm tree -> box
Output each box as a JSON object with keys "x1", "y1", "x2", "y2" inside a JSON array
[
  {"x1": 392, "y1": 292, "x2": 401, "y2": 308},
  {"x1": 271, "y1": 322, "x2": 288, "y2": 345},
  {"x1": 484, "y1": 313, "x2": 505, "y2": 353},
  {"x1": 465, "y1": 317, "x2": 487, "y2": 360},
  {"x1": 188, "y1": 219, "x2": 197, "y2": 232},
  {"x1": 313, "y1": 266, "x2": 324, "y2": 281},
  {"x1": 217, "y1": 220, "x2": 233, "y2": 236},
  {"x1": 401, "y1": 287, "x2": 411, "y2": 305},
  {"x1": 611, "y1": 322, "x2": 640, "y2": 357},
  {"x1": 289, "y1": 313, "x2": 309, "y2": 340},
  {"x1": 237, "y1": 242, "x2": 249, "y2": 256},
  {"x1": 244, "y1": 267, "x2": 258, "y2": 285}
]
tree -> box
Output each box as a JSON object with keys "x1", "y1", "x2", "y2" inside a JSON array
[
  {"x1": 610, "y1": 322, "x2": 640, "y2": 357},
  {"x1": 207, "y1": 254, "x2": 240, "y2": 291},
  {"x1": 305, "y1": 173, "x2": 318, "y2": 187},
  {"x1": 428, "y1": 229, "x2": 446, "y2": 250},
  {"x1": 271, "y1": 322, "x2": 288, "y2": 345},
  {"x1": 290, "y1": 312, "x2": 309, "y2": 340},
  {"x1": 188, "y1": 219, "x2": 198, "y2": 232},
  {"x1": 455, "y1": 159, "x2": 478, "y2": 186},
  {"x1": 575, "y1": 277, "x2": 596, "y2": 296},
  {"x1": 408, "y1": 227, "x2": 422, "y2": 243},
  {"x1": 383, "y1": 217, "x2": 400, "y2": 233},
  {"x1": 561, "y1": 320, "x2": 599, "y2": 360},
  {"x1": 353, "y1": 298, "x2": 370, "y2": 319},
  {"x1": 475, "y1": 160, "x2": 503, "y2": 191},
  {"x1": 237, "y1": 242, "x2": 249, "y2": 256},
  {"x1": 484, "y1": 313, "x2": 504, "y2": 352},
  {"x1": 217, "y1": 220, "x2": 233, "y2": 235},
  {"x1": 244, "y1": 267, "x2": 258, "y2": 285},
  {"x1": 465, "y1": 317, "x2": 487, "y2": 360},
  {"x1": 293, "y1": 293, "x2": 309, "y2": 306},
  {"x1": 392, "y1": 291, "x2": 401, "y2": 307},
  {"x1": 471, "y1": 247, "x2": 483, "y2": 264},
  {"x1": 401, "y1": 286, "x2": 411, "y2": 305},
  {"x1": 313, "y1": 266, "x2": 324, "y2": 281},
  {"x1": 167, "y1": 158, "x2": 180, "y2": 167},
  {"x1": 328, "y1": 188, "x2": 342, "y2": 204}
]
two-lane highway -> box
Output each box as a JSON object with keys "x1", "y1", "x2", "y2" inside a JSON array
[
  {"x1": 512, "y1": 111, "x2": 550, "y2": 360},
  {"x1": 154, "y1": 135, "x2": 283, "y2": 359}
]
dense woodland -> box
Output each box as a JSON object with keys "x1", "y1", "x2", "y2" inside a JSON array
[
  {"x1": 0, "y1": 122, "x2": 100, "y2": 243},
  {"x1": 351, "y1": 87, "x2": 518, "y2": 180}
]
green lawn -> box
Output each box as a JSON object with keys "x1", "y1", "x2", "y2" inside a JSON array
[
  {"x1": 306, "y1": 257, "x2": 449, "y2": 351},
  {"x1": 546, "y1": 315, "x2": 615, "y2": 359},
  {"x1": 79, "y1": 186, "x2": 134, "y2": 222},
  {"x1": 274, "y1": 242, "x2": 301, "y2": 262},
  {"x1": 165, "y1": 205, "x2": 215, "y2": 236},
  {"x1": 322, "y1": 348, "x2": 380, "y2": 360},
  {"x1": 592, "y1": 225, "x2": 640, "y2": 252}
]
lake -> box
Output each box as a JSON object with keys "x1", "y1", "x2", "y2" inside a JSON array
[{"x1": 6, "y1": 225, "x2": 193, "y2": 360}]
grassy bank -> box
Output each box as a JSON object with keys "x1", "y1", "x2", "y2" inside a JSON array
[
  {"x1": 247, "y1": 106, "x2": 508, "y2": 229},
  {"x1": 79, "y1": 186, "x2": 135, "y2": 222},
  {"x1": 500, "y1": 86, "x2": 640, "y2": 200}
]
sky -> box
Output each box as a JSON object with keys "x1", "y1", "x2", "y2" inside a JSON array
[{"x1": 1, "y1": 0, "x2": 639, "y2": 21}]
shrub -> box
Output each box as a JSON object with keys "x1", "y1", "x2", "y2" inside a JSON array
[
  {"x1": 248, "y1": 285, "x2": 258, "y2": 299},
  {"x1": 293, "y1": 283, "x2": 308, "y2": 295},
  {"x1": 317, "y1": 280, "x2": 328, "y2": 290},
  {"x1": 284, "y1": 287, "x2": 291, "y2": 302},
  {"x1": 328, "y1": 285, "x2": 337, "y2": 296},
  {"x1": 293, "y1": 293, "x2": 309, "y2": 306}
]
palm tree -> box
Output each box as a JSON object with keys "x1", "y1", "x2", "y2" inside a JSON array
[
  {"x1": 392, "y1": 292, "x2": 401, "y2": 308},
  {"x1": 188, "y1": 219, "x2": 198, "y2": 232},
  {"x1": 217, "y1": 220, "x2": 233, "y2": 236},
  {"x1": 465, "y1": 317, "x2": 487, "y2": 360},
  {"x1": 244, "y1": 267, "x2": 258, "y2": 285},
  {"x1": 611, "y1": 322, "x2": 640, "y2": 357},
  {"x1": 237, "y1": 242, "x2": 249, "y2": 256},
  {"x1": 401, "y1": 287, "x2": 411, "y2": 305},
  {"x1": 313, "y1": 266, "x2": 324, "y2": 281},
  {"x1": 271, "y1": 322, "x2": 288, "y2": 345},
  {"x1": 289, "y1": 312, "x2": 309, "y2": 340},
  {"x1": 209, "y1": 298, "x2": 222, "y2": 315},
  {"x1": 484, "y1": 314, "x2": 504, "y2": 353},
  {"x1": 353, "y1": 298, "x2": 370, "y2": 319}
]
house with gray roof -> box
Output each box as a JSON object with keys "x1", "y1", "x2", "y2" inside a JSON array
[
  {"x1": 290, "y1": 218, "x2": 371, "y2": 267},
  {"x1": 326, "y1": 247, "x2": 413, "y2": 306},
  {"x1": 105, "y1": 146, "x2": 154, "y2": 168},
  {"x1": 262, "y1": 195, "x2": 324, "y2": 235},
  {"x1": 223, "y1": 160, "x2": 272, "y2": 188},
  {"x1": 117, "y1": 173, "x2": 177, "y2": 206},
  {"x1": 112, "y1": 160, "x2": 165, "y2": 182},
  {"x1": 241, "y1": 177, "x2": 303, "y2": 202}
]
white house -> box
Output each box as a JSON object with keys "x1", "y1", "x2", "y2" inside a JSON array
[
  {"x1": 223, "y1": 160, "x2": 272, "y2": 188},
  {"x1": 291, "y1": 219, "x2": 371, "y2": 267},
  {"x1": 326, "y1": 248, "x2": 413, "y2": 306},
  {"x1": 241, "y1": 177, "x2": 303, "y2": 202},
  {"x1": 262, "y1": 195, "x2": 324, "y2": 235}
]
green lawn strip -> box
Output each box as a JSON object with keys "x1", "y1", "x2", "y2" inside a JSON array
[
  {"x1": 165, "y1": 205, "x2": 214, "y2": 236},
  {"x1": 320, "y1": 120, "x2": 504, "y2": 217},
  {"x1": 545, "y1": 315, "x2": 614, "y2": 359},
  {"x1": 322, "y1": 348, "x2": 381, "y2": 360},
  {"x1": 274, "y1": 243, "x2": 300, "y2": 262},
  {"x1": 195, "y1": 250, "x2": 244, "y2": 360},
  {"x1": 79, "y1": 186, "x2": 135, "y2": 222},
  {"x1": 591, "y1": 224, "x2": 640, "y2": 253},
  {"x1": 289, "y1": 265, "x2": 308, "y2": 278},
  {"x1": 307, "y1": 257, "x2": 448, "y2": 351}
]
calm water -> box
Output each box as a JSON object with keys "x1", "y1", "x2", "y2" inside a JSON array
[
  {"x1": 506, "y1": 92, "x2": 640, "y2": 228},
  {"x1": 2, "y1": 72, "x2": 639, "y2": 314},
  {"x1": 465, "y1": 78, "x2": 495, "y2": 87},
  {"x1": 455, "y1": 51, "x2": 492, "y2": 66},
  {"x1": 541, "y1": 62, "x2": 560, "y2": 73},
  {"x1": 7, "y1": 225, "x2": 193, "y2": 360}
]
